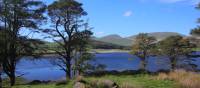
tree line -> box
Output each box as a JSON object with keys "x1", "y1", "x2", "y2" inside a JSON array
[{"x1": 131, "y1": 33, "x2": 196, "y2": 72}]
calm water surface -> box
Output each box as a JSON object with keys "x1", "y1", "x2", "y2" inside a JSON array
[{"x1": 15, "y1": 53, "x2": 200, "y2": 81}]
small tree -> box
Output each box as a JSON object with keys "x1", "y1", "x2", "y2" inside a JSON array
[
  {"x1": 131, "y1": 33, "x2": 156, "y2": 71},
  {"x1": 73, "y1": 26, "x2": 94, "y2": 76},
  {"x1": 157, "y1": 35, "x2": 194, "y2": 70}
]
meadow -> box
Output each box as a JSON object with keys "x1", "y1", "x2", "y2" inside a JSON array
[{"x1": 4, "y1": 74, "x2": 175, "y2": 88}]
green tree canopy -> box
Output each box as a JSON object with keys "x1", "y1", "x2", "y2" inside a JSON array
[
  {"x1": 45, "y1": 0, "x2": 93, "y2": 80},
  {"x1": 0, "y1": 0, "x2": 46, "y2": 86},
  {"x1": 191, "y1": 3, "x2": 200, "y2": 36},
  {"x1": 157, "y1": 35, "x2": 195, "y2": 70}
]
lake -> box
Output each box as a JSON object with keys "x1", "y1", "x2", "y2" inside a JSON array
[{"x1": 15, "y1": 52, "x2": 200, "y2": 81}]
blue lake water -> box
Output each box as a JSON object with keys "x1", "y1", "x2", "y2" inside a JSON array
[{"x1": 14, "y1": 53, "x2": 200, "y2": 81}]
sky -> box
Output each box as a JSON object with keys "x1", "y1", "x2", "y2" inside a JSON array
[{"x1": 41, "y1": 0, "x2": 200, "y2": 38}]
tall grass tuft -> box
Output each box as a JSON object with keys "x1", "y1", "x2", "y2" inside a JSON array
[
  {"x1": 156, "y1": 70, "x2": 200, "y2": 88},
  {"x1": 120, "y1": 82, "x2": 139, "y2": 88}
]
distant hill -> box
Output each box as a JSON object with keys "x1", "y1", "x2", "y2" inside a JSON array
[
  {"x1": 95, "y1": 32, "x2": 184, "y2": 46},
  {"x1": 43, "y1": 32, "x2": 185, "y2": 50},
  {"x1": 94, "y1": 34, "x2": 132, "y2": 46},
  {"x1": 91, "y1": 40, "x2": 129, "y2": 49},
  {"x1": 43, "y1": 38, "x2": 130, "y2": 50}
]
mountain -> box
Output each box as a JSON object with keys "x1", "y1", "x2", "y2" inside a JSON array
[
  {"x1": 91, "y1": 40, "x2": 129, "y2": 49},
  {"x1": 44, "y1": 32, "x2": 185, "y2": 50},
  {"x1": 95, "y1": 32, "x2": 184, "y2": 46},
  {"x1": 94, "y1": 34, "x2": 132, "y2": 46}
]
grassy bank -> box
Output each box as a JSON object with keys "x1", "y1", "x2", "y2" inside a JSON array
[
  {"x1": 84, "y1": 74, "x2": 174, "y2": 88},
  {"x1": 4, "y1": 74, "x2": 175, "y2": 88}
]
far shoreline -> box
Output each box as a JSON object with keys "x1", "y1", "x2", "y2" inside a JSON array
[
  {"x1": 90, "y1": 49, "x2": 130, "y2": 53},
  {"x1": 38, "y1": 49, "x2": 131, "y2": 57}
]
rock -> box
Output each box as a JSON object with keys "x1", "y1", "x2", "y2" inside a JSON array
[
  {"x1": 74, "y1": 82, "x2": 86, "y2": 88},
  {"x1": 98, "y1": 79, "x2": 118, "y2": 88}
]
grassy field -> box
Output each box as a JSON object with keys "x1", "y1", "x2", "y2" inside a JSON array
[
  {"x1": 4, "y1": 74, "x2": 175, "y2": 88},
  {"x1": 85, "y1": 74, "x2": 175, "y2": 88}
]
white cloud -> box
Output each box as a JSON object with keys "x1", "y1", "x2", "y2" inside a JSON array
[
  {"x1": 123, "y1": 11, "x2": 133, "y2": 17},
  {"x1": 95, "y1": 32, "x2": 105, "y2": 36}
]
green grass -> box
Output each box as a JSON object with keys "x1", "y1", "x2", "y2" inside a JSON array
[
  {"x1": 85, "y1": 74, "x2": 175, "y2": 88},
  {"x1": 4, "y1": 74, "x2": 175, "y2": 88},
  {"x1": 12, "y1": 83, "x2": 73, "y2": 88},
  {"x1": 192, "y1": 48, "x2": 200, "y2": 51},
  {"x1": 4, "y1": 81, "x2": 74, "y2": 88}
]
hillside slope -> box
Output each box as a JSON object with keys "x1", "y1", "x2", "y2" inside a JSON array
[
  {"x1": 95, "y1": 32, "x2": 184, "y2": 46},
  {"x1": 95, "y1": 34, "x2": 132, "y2": 46}
]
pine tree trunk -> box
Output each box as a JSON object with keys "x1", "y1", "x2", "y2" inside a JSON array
[
  {"x1": 10, "y1": 73, "x2": 15, "y2": 86},
  {"x1": 0, "y1": 73, "x2": 2, "y2": 88},
  {"x1": 170, "y1": 57, "x2": 176, "y2": 70},
  {"x1": 171, "y1": 61, "x2": 175, "y2": 70},
  {"x1": 0, "y1": 66, "x2": 2, "y2": 88},
  {"x1": 66, "y1": 59, "x2": 71, "y2": 80},
  {"x1": 140, "y1": 51, "x2": 147, "y2": 72},
  {"x1": 140, "y1": 58, "x2": 146, "y2": 72}
]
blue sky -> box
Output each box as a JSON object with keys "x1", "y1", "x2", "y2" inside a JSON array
[{"x1": 41, "y1": 0, "x2": 200, "y2": 38}]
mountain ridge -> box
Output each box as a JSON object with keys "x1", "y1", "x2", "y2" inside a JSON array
[{"x1": 94, "y1": 32, "x2": 185, "y2": 46}]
